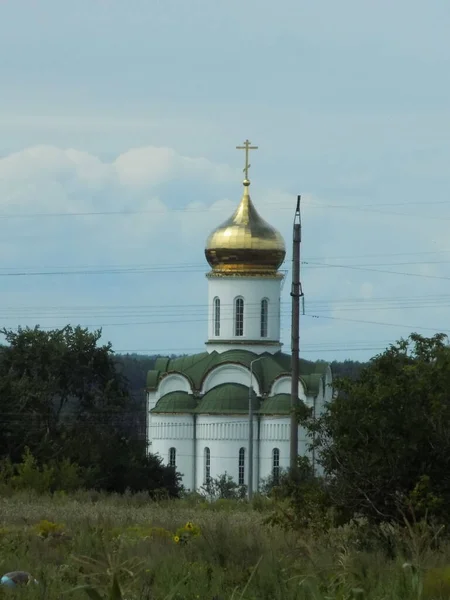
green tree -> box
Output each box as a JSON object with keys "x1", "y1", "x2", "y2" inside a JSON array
[
  {"x1": 302, "y1": 333, "x2": 450, "y2": 523},
  {"x1": 200, "y1": 473, "x2": 247, "y2": 501},
  {"x1": 0, "y1": 325, "x2": 181, "y2": 496}
]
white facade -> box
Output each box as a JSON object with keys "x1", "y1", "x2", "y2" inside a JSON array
[
  {"x1": 206, "y1": 273, "x2": 284, "y2": 354},
  {"x1": 149, "y1": 414, "x2": 316, "y2": 492},
  {"x1": 147, "y1": 361, "x2": 333, "y2": 492}
]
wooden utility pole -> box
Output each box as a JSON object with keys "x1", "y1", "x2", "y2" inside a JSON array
[{"x1": 290, "y1": 195, "x2": 302, "y2": 470}]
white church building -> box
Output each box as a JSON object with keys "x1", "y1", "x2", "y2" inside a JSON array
[{"x1": 146, "y1": 142, "x2": 333, "y2": 492}]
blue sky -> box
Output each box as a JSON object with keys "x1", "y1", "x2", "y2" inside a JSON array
[{"x1": 0, "y1": 0, "x2": 450, "y2": 362}]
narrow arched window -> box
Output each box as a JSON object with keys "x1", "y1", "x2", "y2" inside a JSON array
[
  {"x1": 235, "y1": 297, "x2": 244, "y2": 337},
  {"x1": 204, "y1": 447, "x2": 211, "y2": 484},
  {"x1": 238, "y1": 447, "x2": 245, "y2": 485},
  {"x1": 272, "y1": 448, "x2": 280, "y2": 483},
  {"x1": 260, "y1": 298, "x2": 268, "y2": 338},
  {"x1": 168, "y1": 447, "x2": 176, "y2": 468},
  {"x1": 213, "y1": 297, "x2": 220, "y2": 336}
]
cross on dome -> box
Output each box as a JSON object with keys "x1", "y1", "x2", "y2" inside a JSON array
[{"x1": 236, "y1": 139, "x2": 258, "y2": 182}]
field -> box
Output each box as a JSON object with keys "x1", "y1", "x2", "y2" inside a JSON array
[{"x1": 1, "y1": 491, "x2": 450, "y2": 599}]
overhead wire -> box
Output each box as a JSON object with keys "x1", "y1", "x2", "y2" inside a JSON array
[
  {"x1": 0, "y1": 197, "x2": 448, "y2": 219},
  {"x1": 0, "y1": 202, "x2": 447, "y2": 357}
]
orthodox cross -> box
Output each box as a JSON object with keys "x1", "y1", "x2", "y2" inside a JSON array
[{"x1": 236, "y1": 139, "x2": 258, "y2": 180}]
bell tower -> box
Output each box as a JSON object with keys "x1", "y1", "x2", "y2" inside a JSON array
[{"x1": 204, "y1": 140, "x2": 286, "y2": 354}]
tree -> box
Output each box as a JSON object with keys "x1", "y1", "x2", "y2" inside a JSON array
[
  {"x1": 200, "y1": 473, "x2": 247, "y2": 501},
  {"x1": 0, "y1": 325, "x2": 181, "y2": 496},
  {"x1": 301, "y1": 333, "x2": 450, "y2": 523}
]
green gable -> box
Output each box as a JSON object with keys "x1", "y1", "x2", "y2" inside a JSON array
[
  {"x1": 259, "y1": 393, "x2": 292, "y2": 415},
  {"x1": 151, "y1": 391, "x2": 197, "y2": 414},
  {"x1": 147, "y1": 349, "x2": 328, "y2": 397},
  {"x1": 196, "y1": 383, "x2": 258, "y2": 414}
]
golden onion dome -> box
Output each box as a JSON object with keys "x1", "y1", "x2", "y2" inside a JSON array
[{"x1": 205, "y1": 179, "x2": 286, "y2": 274}]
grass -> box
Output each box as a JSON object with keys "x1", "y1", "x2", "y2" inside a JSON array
[{"x1": 1, "y1": 491, "x2": 450, "y2": 599}]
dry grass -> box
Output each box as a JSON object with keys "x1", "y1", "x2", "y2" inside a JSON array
[{"x1": 1, "y1": 491, "x2": 450, "y2": 599}]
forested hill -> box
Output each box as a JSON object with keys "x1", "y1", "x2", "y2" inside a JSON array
[{"x1": 114, "y1": 354, "x2": 368, "y2": 399}]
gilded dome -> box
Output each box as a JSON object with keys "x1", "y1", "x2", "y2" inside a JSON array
[{"x1": 205, "y1": 180, "x2": 286, "y2": 274}]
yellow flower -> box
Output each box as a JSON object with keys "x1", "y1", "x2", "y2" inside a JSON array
[
  {"x1": 173, "y1": 535, "x2": 180, "y2": 543},
  {"x1": 185, "y1": 522, "x2": 194, "y2": 531}
]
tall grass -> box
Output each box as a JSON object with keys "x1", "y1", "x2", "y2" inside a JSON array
[{"x1": 1, "y1": 491, "x2": 450, "y2": 599}]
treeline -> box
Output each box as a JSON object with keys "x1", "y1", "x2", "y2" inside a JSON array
[
  {"x1": 280, "y1": 333, "x2": 450, "y2": 528},
  {"x1": 0, "y1": 326, "x2": 181, "y2": 497}
]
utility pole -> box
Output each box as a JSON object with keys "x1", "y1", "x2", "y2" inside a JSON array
[
  {"x1": 290, "y1": 195, "x2": 302, "y2": 470},
  {"x1": 248, "y1": 356, "x2": 263, "y2": 501}
]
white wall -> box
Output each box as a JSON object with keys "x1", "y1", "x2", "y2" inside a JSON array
[
  {"x1": 201, "y1": 363, "x2": 261, "y2": 396},
  {"x1": 195, "y1": 415, "x2": 254, "y2": 489},
  {"x1": 158, "y1": 373, "x2": 192, "y2": 396},
  {"x1": 258, "y1": 418, "x2": 310, "y2": 484},
  {"x1": 149, "y1": 412, "x2": 317, "y2": 493},
  {"x1": 206, "y1": 274, "x2": 283, "y2": 353},
  {"x1": 149, "y1": 415, "x2": 195, "y2": 491},
  {"x1": 270, "y1": 376, "x2": 308, "y2": 401}
]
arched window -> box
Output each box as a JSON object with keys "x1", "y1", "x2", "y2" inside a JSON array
[
  {"x1": 168, "y1": 447, "x2": 176, "y2": 468},
  {"x1": 272, "y1": 448, "x2": 280, "y2": 483},
  {"x1": 213, "y1": 297, "x2": 220, "y2": 336},
  {"x1": 204, "y1": 447, "x2": 211, "y2": 484},
  {"x1": 260, "y1": 298, "x2": 268, "y2": 338},
  {"x1": 235, "y1": 297, "x2": 244, "y2": 337},
  {"x1": 238, "y1": 447, "x2": 245, "y2": 485}
]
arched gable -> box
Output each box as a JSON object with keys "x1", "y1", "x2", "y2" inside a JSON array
[
  {"x1": 201, "y1": 363, "x2": 262, "y2": 397},
  {"x1": 158, "y1": 372, "x2": 193, "y2": 396},
  {"x1": 270, "y1": 375, "x2": 307, "y2": 400}
]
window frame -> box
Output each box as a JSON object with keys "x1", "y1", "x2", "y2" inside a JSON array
[
  {"x1": 168, "y1": 447, "x2": 176, "y2": 468},
  {"x1": 204, "y1": 447, "x2": 211, "y2": 484},
  {"x1": 260, "y1": 298, "x2": 269, "y2": 338},
  {"x1": 238, "y1": 447, "x2": 245, "y2": 486},
  {"x1": 272, "y1": 448, "x2": 280, "y2": 483},
  {"x1": 213, "y1": 297, "x2": 221, "y2": 336},
  {"x1": 234, "y1": 297, "x2": 244, "y2": 337}
]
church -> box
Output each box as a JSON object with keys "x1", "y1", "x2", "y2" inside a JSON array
[{"x1": 146, "y1": 141, "x2": 333, "y2": 493}]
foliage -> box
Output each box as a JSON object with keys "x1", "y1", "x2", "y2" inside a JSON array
[
  {"x1": 173, "y1": 521, "x2": 202, "y2": 545},
  {"x1": 2, "y1": 492, "x2": 450, "y2": 600},
  {"x1": 264, "y1": 456, "x2": 334, "y2": 531},
  {"x1": 301, "y1": 333, "x2": 450, "y2": 524},
  {"x1": 2, "y1": 447, "x2": 86, "y2": 493},
  {"x1": 200, "y1": 473, "x2": 247, "y2": 501},
  {"x1": 33, "y1": 519, "x2": 66, "y2": 538},
  {"x1": 0, "y1": 326, "x2": 181, "y2": 498}
]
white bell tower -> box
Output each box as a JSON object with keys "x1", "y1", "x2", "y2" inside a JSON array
[{"x1": 204, "y1": 140, "x2": 286, "y2": 355}]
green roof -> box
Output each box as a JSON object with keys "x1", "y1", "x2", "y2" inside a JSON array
[
  {"x1": 151, "y1": 386, "x2": 310, "y2": 416},
  {"x1": 151, "y1": 391, "x2": 197, "y2": 414},
  {"x1": 196, "y1": 383, "x2": 258, "y2": 414},
  {"x1": 147, "y1": 349, "x2": 328, "y2": 396},
  {"x1": 259, "y1": 393, "x2": 292, "y2": 415}
]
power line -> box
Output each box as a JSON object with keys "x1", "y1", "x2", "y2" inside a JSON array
[
  {"x1": 1, "y1": 249, "x2": 450, "y2": 272},
  {"x1": 1, "y1": 296, "x2": 450, "y2": 318},
  {"x1": 0, "y1": 292, "x2": 448, "y2": 312},
  {"x1": 0, "y1": 198, "x2": 448, "y2": 220},
  {"x1": 306, "y1": 313, "x2": 450, "y2": 334},
  {"x1": 0, "y1": 260, "x2": 448, "y2": 282}
]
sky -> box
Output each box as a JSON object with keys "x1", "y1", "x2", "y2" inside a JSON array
[{"x1": 0, "y1": 0, "x2": 450, "y2": 363}]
